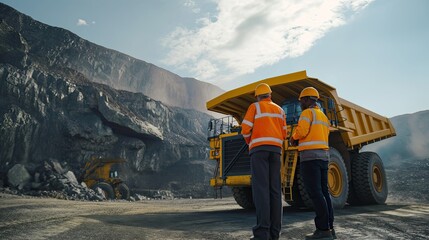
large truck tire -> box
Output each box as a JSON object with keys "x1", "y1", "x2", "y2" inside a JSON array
[
  {"x1": 346, "y1": 182, "x2": 361, "y2": 205},
  {"x1": 296, "y1": 169, "x2": 314, "y2": 208},
  {"x1": 117, "y1": 183, "x2": 130, "y2": 200},
  {"x1": 285, "y1": 162, "x2": 314, "y2": 208},
  {"x1": 231, "y1": 186, "x2": 254, "y2": 209},
  {"x1": 328, "y1": 148, "x2": 349, "y2": 209},
  {"x1": 92, "y1": 182, "x2": 115, "y2": 200},
  {"x1": 286, "y1": 173, "x2": 308, "y2": 208},
  {"x1": 351, "y1": 152, "x2": 388, "y2": 205}
]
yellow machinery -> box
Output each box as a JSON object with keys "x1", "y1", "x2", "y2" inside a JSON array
[
  {"x1": 81, "y1": 156, "x2": 130, "y2": 200},
  {"x1": 206, "y1": 70, "x2": 396, "y2": 209}
]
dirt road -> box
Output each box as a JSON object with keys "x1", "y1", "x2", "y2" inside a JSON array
[{"x1": 0, "y1": 193, "x2": 428, "y2": 240}]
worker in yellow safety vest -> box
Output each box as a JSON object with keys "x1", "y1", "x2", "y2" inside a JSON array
[
  {"x1": 241, "y1": 83, "x2": 287, "y2": 240},
  {"x1": 289, "y1": 87, "x2": 336, "y2": 240}
]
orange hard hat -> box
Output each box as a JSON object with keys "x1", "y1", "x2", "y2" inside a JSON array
[
  {"x1": 255, "y1": 83, "x2": 272, "y2": 96},
  {"x1": 299, "y1": 87, "x2": 320, "y2": 100}
]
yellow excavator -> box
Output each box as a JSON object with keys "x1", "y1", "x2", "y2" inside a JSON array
[{"x1": 80, "y1": 156, "x2": 130, "y2": 200}]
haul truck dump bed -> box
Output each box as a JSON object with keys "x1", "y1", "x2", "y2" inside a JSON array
[{"x1": 206, "y1": 70, "x2": 396, "y2": 209}]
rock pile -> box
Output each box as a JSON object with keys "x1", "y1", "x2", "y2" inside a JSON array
[
  {"x1": 2, "y1": 160, "x2": 107, "y2": 201},
  {"x1": 1, "y1": 160, "x2": 175, "y2": 201}
]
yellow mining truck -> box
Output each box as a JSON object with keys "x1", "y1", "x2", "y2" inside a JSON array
[
  {"x1": 206, "y1": 71, "x2": 396, "y2": 209},
  {"x1": 81, "y1": 156, "x2": 130, "y2": 200}
]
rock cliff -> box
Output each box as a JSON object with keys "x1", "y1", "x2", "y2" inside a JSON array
[
  {"x1": 0, "y1": 62, "x2": 215, "y2": 197},
  {"x1": 0, "y1": 3, "x2": 219, "y2": 198}
]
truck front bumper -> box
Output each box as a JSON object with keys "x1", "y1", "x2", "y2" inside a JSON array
[{"x1": 210, "y1": 175, "x2": 251, "y2": 187}]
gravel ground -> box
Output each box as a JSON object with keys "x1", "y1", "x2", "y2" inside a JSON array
[
  {"x1": 0, "y1": 192, "x2": 428, "y2": 240},
  {"x1": 1, "y1": 158, "x2": 427, "y2": 240},
  {"x1": 385, "y1": 159, "x2": 429, "y2": 204}
]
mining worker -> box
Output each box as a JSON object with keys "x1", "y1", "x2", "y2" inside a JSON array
[
  {"x1": 289, "y1": 87, "x2": 335, "y2": 240},
  {"x1": 241, "y1": 83, "x2": 287, "y2": 240}
]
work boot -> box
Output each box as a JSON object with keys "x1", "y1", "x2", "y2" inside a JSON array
[
  {"x1": 249, "y1": 236, "x2": 262, "y2": 240},
  {"x1": 305, "y1": 229, "x2": 333, "y2": 240},
  {"x1": 249, "y1": 236, "x2": 273, "y2": 240},
  {"x1": 331, "y1": 228, "x2": 337, "y2": 239}
]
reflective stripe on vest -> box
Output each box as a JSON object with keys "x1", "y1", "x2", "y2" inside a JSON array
[
  {"x1": 242, "y1": 133, "x2": 251, "y2": 138},
  {"x1": 242, "y1": 119, "x2": 253, "y2": 127},
  {"x1": 249, "y1": 137, "x2": 284, "y2": 148},
  {"x1": 299, "y1": 140, "x2": 329, "y2": 147},
  {"x1": 254, "y1": 102, "x2": 284, "y2": 120},
  {"x1": 309, "y1": 108, "x2": 329, "y2": 127}
]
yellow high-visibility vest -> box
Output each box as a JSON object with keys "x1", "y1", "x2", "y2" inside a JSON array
[{"x1": 292, "y1": 106, "x2": 330, "y2": 151}]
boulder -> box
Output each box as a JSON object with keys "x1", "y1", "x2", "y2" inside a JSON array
[
  {"x1": 64, "y1": 171, "x2": 78, "y2": 186},
  {"x1": 50, "y1": 159, "x2": 65, "y2": 175},
  {"x1": 7, "y1": 164, "x2": 31, "y2": 189}
]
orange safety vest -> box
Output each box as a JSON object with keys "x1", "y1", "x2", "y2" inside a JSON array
[
  {"x1": 241, "y1": 98, "x2": 287, "y2": 150},
  {"x1": 292, "y1": 106, "x2": 330, "y2": 151}
]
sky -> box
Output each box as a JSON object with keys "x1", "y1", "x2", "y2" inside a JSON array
[{"x1": 1, "y1": 0, "x2": 428, "y2": 118}]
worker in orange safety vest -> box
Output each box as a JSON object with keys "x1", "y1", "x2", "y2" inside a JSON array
[
  {"x1": 241, "y1": 83, "x2": 287, "y2": 240},
  {"x1": 289, "y1": 87, "x2": 335, "y2": 240}
]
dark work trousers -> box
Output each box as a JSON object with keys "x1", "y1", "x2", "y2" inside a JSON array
[
  {"x1": 250, "y1": 151, "x2": 282, "y2": 240},
  {"x1": 300, "y1": 160, "x2": 334, "y2": 230}
]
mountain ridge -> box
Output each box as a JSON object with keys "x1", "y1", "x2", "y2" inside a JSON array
[
  {"x1": 0, "y1": 2, "x2": 224, "y2": 114},
  {"x1": 364, "y1": 110, "x2": 429, "y2": 165}
]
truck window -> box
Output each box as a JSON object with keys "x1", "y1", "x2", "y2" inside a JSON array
[
  {"x1": 207, "y1": 116, "x2": 239, "y2": 139},
  {"x1": 282, "y1": 100, "x2": 328, "y2": 125},
  {"x1": 281, "y1": 100, "x2": 302, "y2": 125}
]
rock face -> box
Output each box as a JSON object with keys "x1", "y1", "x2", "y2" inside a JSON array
[
  {"x1": 0, "y1": 63, "x2": 215, "y2": 197},
  {"x1": 0, "y1": 3, "x2": 219, "y2": 198}
]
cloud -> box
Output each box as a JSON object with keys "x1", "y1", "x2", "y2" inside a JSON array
[
  {"x1": 183, "y1": 0, "x2": 201, "y2": 13},
  {"x1": 77, "y1": 18, "x2": 95, "y2": 27},
  {"x1": 162, "y1": 0, "x2": 374, "y2": 83},
  {"x1": 77, "y1": 19, "x2": 88, "y2": 26}
]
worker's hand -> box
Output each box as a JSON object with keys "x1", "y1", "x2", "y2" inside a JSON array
[
  {"x1": 243, "y1": 136, "x2": 250, "y2": 145},
  {"x1": 288, "y1": 137, "x2": 298, "y2": 146}
]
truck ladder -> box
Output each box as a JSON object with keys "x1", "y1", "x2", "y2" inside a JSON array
[
  {"x1": 212, "y1": 158, "x2": 223, "y2": 199},
  {"x1": 283, "y1": 150, "x2": 298, "y2": 201},
  {"x1": 214, "y1": 186, "x2": 223, "y2": 199}
]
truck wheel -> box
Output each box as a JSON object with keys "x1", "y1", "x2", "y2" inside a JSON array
[
  {"x1": 285, "y1": 175, "x2": 307, "y2": 208},
  {"x1": 328, "y1": 148, "x2": 349, "y2": 209},
  {"x1": 296, "y1": 170, "x2": 314, "y2": 209},
  {"x1": 92, "y1": 182, "x2": 115, "y2": 200},
  {"x1": 117, "y1": 183, "x2": 130, "y2": 200},
  {"x1": 351, "y1": 152, "x2": 388, "y2": 205},
  {"x1": 347, "y1": 181, "x2": 361, "y2": 205},
  {"x1": 231, "y1": 187, "x2": 254, "y2": 209},
  {"x1": 285, "y1": 163, "x2": 314, "y2": 209}
]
